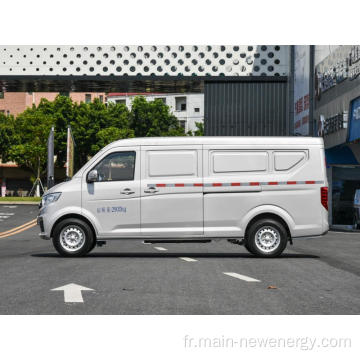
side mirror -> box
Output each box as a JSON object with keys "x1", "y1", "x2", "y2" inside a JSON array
[{"x1": 87, "y1": 169, "x2": 98, "y2": 183}]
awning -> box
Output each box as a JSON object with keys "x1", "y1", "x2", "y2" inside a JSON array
[{"x1": 325, "y1": 144, "x2": 360, "y2": 165}]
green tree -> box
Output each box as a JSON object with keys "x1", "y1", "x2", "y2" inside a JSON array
[
  {"x1": 37, "y1": 95, "x2": 77, "y2": 166},
  {"x1": 71, "y1": 99, "x2": 131, "y2": 167},
  {"x1": 95, "y1": 127, "x2": 135, "y2": 151},
  {"x1": 26, "y1": 95, "x2": 132, "y2": 170},
  {"x1": 5, "y1": 94, "x2": 191, "y2": 183},
  {"x1": 0, "y1": 113, "x2": 19, "y2": 163},
  {"x1": 129, "y1": 97, "x2": 185, "y2": 137},
  {"x1": 8, "y1": 109, "x2": 53, "y2": 179},
  {"x1": 187, "y1": 121, "x2": 204, "y2": 136}
]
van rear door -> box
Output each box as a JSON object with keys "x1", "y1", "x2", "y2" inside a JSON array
[{"x1": 140, "y1": 145, "x2": 203, "y2": 237}]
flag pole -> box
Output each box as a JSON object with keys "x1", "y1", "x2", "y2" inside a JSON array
[{"x1": 47, "y1": 126, "x2": 55, "y2": 189}]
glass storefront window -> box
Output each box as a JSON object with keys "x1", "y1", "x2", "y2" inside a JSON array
[{"x1": 332, "y1": 166, "x2": 360, "y2": 225}]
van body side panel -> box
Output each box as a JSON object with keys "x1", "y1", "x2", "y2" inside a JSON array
[
  {"x1": 203, "y1": 144, "x2": 326, "y2": 238},
  {"x1": 140, "y1": 145, "x2": 203, "y2": 237}
]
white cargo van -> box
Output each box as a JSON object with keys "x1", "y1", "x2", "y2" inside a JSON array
[{"x1": 38, "y1": 137, "x2": 329, "y2": 257}]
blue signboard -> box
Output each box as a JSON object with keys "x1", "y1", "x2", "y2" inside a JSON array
[{"x1": 348, "y1": 96, "x2": 360, "y2": 142}]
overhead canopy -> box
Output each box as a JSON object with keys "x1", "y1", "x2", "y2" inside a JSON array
[
  {"x1": 0, "y1": 75, "x2": 204, "y2": 93},
  {"x1": 0, "y1": 45, "x2": 288, "y2": 92},
  {"x1": 0, "y1": 75, "x2": 286, "y2": 93},
  {"x1": 325, "y1": 144, "x2": 360, "y2": 165}
]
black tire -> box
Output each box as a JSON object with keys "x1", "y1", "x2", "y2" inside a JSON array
[
  {"x1": 244, "y1": 242, "x2": 256, "y2": 255},
  {"x1": 52, "y1": 218, "x2": 95, "y2": 257},
  {"x1": 88, "y1": 240, "x2": 97, "y2": 253},
  {"x1": 245, "y1": 218, "x2": 288, "y2": 257}
]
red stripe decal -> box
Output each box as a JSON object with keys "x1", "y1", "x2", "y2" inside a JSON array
[{"x1": 155, "y1": 181, "x2": 316, "y2": 187}]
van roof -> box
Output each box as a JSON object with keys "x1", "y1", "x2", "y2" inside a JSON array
[{"x1": 107, "y1": 136, "x2": 324, "y2": 148}]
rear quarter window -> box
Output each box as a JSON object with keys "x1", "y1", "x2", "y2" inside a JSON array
[{"x1": 274, "y1": 151, "x2": 307, "y2": 171}]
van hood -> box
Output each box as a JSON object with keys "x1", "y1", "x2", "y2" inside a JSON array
[{"x1": 43, "y1": 177, "x2": 80, "y2": 196}]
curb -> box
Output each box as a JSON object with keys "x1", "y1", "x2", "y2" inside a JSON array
[
  {"x1": 0, "y1": 202, "x2": 39, "y2": 205},
  {"x1": 330, "y1": 228, "x2": 360, "y2": 233}
]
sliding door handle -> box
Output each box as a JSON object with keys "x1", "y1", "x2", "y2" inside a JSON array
[
  {"x1": 144, "y1": 186, "x2": 159, "y2": 193},
  {"x1": 120, "y1": 188, "x2": 135, "y2": 195}
]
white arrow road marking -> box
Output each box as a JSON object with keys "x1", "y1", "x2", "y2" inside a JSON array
[
  {"x1": 0, "y1": 216, "x2": 10, "y2": 219},
  {"x1": 51, "y1": 283, "x2": 94, "y2": 303},
  {"x1": 223, "y1": 272, "x2": 261, "y2": 282},
  {"x1": 179, "y1": 257, "x2": 198, "y2": 262},
  {"x1": 154, "y1": 246, "x2": 167, "y2": 251}
]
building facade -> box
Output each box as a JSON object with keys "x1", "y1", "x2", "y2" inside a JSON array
[
  {"x1": 0, "y1": 91, "x2": 106, "y2": 116},
  {"x1": 107, "y1": 93, "x2": 204, "y2": 133},
  {"x1": 0, "y1": 45, "x2": 292, "y2": 137},
  {"x1": 312, "y1": 45, "x2": 360, "y2": 228}
]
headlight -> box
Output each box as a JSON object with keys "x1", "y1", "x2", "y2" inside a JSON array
[{"x1": 41, "y1": 192, "x2": 61, "y2": 207}]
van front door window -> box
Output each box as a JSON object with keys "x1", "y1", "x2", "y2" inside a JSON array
[{"x1": 94, "y1": 151, "x2": 136, "y2": 182}]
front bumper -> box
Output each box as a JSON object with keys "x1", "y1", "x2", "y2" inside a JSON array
[{"x1": 37, "y1": 216, "x2": 50, "y2": 240}]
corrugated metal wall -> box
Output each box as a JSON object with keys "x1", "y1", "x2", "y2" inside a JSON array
[{"x1": 204, "y1": 79, "x2": 289, "y2": 136}]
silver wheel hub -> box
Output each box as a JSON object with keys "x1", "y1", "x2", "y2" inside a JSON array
[
  {"x1": 60, "y1": 226, "x2": 85, "y2": 252},
  {"x1": 254, "y1": 226, "x2": 281, "y2": 253}
]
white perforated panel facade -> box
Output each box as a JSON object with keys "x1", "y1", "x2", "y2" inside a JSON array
[{"x1": 0, "y1": 45, "x2": 289, "y2": 77}]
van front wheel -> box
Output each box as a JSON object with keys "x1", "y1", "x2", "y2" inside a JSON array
[
  {"x1": 245, "y1": 218, "x2": 287, "y2": 257},
  {"x1": 52, "y1": 218, "x2": 95, "y2": 257}
]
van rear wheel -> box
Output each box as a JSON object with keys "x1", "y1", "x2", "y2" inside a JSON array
[
  {"x1": 244, "y1": 242, "x2": 256, "y2": 255},
  {"x1": 245, "y1": 218, "x2": 287, "y2": 257},
  {"x1": 52, "y1": 218, "x2": 95, "y2": 257}
]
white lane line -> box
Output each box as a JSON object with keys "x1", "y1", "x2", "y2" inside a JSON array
[
  {"x1": 0, "y1": 216, "x2": 10, "y2": 219},
  {"x1": 3, "y1": 206, "x2": 17, "y2": 208},
  {"x1": 223, "y1": 272, "x2": 261, "y2": 282},
  {"x1": 179, "y1": 257, "x2": 198, "y2": 262},
  {"x1": 154, "y1": 246, "x2": 167, "y2": 251},
  {"x1": 0, "y1": 213, "x2": 14, "y2": 215}
]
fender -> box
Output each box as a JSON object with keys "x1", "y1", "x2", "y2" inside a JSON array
[
  {"x1": 240, "y1": 204, "x2": 296, "y2": 236},
  {"x1": 49, "y1": 206, "x2": 98, "y2": 237},
  {"x1": 81, "y1": 207, "x2": 102, "y2": 235}
]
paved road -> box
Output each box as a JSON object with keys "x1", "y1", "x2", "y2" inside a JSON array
[{"x1": 0, "y1": 204, "x2": 360, "y2": 314}]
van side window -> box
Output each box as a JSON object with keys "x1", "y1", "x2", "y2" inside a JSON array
[
  {"x1": 147, "y1": 150, "x2": 197, "y2": 177},
  {"x1": 211, "y1": 151, "x2": 268, "y2": 173},
  {"x1": 274, "y1": 151, "x2": 306, "y2": 171},
  {"x1": 94, "y1": 151, "x2": 136, "y2": 181}
]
